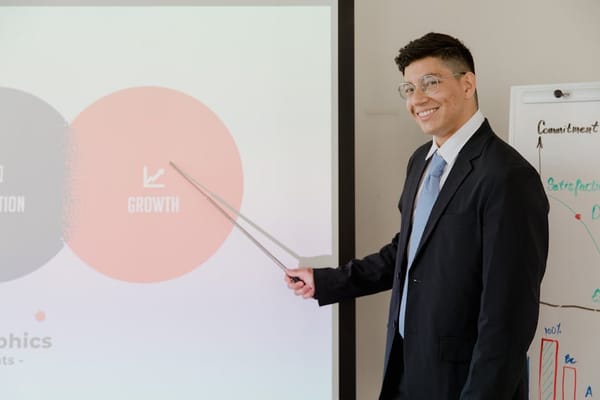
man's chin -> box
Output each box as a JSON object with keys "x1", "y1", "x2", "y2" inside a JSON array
[{"x1": 418, "y1": 125, "x2": 437, "y2": 137}]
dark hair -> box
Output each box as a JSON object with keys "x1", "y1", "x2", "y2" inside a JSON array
[{"x1": 394, "y1": 32, "x2": 475, "y2": 75}]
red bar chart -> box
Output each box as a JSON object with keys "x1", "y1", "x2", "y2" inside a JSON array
[
  {"x1": 562, "y1": 366, "x2": 576, "y2": 400},
  {"x1": 539, "y1": 338, "x2": 558, "y2": 400}
]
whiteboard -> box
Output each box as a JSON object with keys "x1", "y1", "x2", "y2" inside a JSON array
[{"x1": 509, "y1": 82, "x2": 600, "y2": 400}]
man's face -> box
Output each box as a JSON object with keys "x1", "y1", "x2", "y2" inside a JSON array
[{"x1": 403, "y1": 56, "x2": 475, "y2": 145}]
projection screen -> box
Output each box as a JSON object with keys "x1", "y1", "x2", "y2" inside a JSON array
[{"x1": 0, "y1": 2, "x2": 347, "y2": 399}]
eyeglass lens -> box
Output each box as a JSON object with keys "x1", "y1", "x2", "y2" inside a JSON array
[{"x1": 398, "y1": 75, "x2": 440, "y2": 99}]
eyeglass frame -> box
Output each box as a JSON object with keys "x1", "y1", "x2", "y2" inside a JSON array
[{"x1": 398, "y1": 72, "x2": 467, "y2": 100}]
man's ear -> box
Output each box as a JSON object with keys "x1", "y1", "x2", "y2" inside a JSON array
[{"x1": 463, "y1": 72, "x2": 477, "y2": 100}]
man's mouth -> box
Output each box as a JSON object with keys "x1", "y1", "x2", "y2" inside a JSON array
[{"x1": 416, "y1": 107, "x2": 439, "y2": 119}]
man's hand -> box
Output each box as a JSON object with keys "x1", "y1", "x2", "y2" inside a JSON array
[{"x1": 285, "y1": 268, "x2": 315, "y2": 299}]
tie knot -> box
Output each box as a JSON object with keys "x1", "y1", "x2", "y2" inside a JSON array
[{"x1": 429, "y1": 152, "x2": 446, "y2": 178}]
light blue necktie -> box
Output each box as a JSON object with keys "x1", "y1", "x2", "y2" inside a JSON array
[{"x1": 399, "y1": 151, "x2": 446, "y2": 337}]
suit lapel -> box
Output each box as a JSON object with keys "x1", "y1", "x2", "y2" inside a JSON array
[
  {"x1": 397, "y1": 148, "x2": 429, "y2": 264},
  {"x1": 405, "y1": 155, "x2": 429, "y2": 221},
  {"x1": 412, "y1": 121, "x2": 494, "y2": 266}
]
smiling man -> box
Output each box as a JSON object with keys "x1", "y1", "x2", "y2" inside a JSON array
[{"x1": 286, "y1": 32, "x2": 549, "y2": 400}]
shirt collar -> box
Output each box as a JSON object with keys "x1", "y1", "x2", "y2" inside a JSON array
[{"x1": 425, "y1": 110, "x2": 485, "y2": 164}]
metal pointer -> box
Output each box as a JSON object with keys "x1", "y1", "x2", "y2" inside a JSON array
[{"x1": 169, "y1": 161, "x2": 301, "y2": 282}]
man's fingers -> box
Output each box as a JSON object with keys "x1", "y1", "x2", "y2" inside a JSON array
[
  {"x1": 284, "y1": 267, "x2": 315, "y2": 299},
  {"x1": 285, "y1": 274, "x2": 304, "y2": 288},
  {"x1": 295, "y1": 284, "x2": 312, "y2": 297}
]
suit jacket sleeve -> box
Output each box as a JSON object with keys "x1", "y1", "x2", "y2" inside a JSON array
[
  {"x1": 460, "y1": 164, "x2": 549, "y2": 399},
  {"x1": 311, "y1": 150, "x2": 421, "y2": 307},
  {"x1": 313, "y1": 232, "x2": 399, "y2": 306}
]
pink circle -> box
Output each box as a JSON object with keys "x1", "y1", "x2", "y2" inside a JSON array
[{"x1": 66, "y1": 87, "x2": 243, "y2": 283}]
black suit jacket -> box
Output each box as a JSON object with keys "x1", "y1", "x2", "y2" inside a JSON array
[{"x1": 314, "y1": 120, "x2": 549, "y2": 399}]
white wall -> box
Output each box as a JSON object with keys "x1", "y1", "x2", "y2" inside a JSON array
[{"x1": 354, "y1": 0, "x2": 600, "y2": 397}]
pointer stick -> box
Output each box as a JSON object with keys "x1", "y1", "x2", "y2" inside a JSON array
[
  {"x1": 171, "y1": 168, "x2": 303, "y2": 261},
  {"x1": 169, "y1": 161, "x2": 301, "y2": 283}
]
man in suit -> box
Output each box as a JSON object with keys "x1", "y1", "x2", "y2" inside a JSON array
[{"x1": 286, "y1": 32, "x2": 549, "y2": 399}]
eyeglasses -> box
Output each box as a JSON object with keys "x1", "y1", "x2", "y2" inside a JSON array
[{"x1": 398, "y1": 72, "x2": 466, "y2": 100}]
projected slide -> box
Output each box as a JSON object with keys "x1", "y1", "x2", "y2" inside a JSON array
[{"x1": 0, "y1": 5, "x2": 337, "y2": 400}]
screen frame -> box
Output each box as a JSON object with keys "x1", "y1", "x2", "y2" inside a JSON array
[
  {"x1": 337, "y1": 1, "x2": 356, "y2": 399},
  {"x1": 0, "y1": 1, "x2": 357, "y2": 398}
]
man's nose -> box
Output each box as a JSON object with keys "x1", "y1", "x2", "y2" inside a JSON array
[{"x1": 409, "y1": 86, "x2": 429, "y2": 106}]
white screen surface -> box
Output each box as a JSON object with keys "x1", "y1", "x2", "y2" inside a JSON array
[{"x1": 0, "y1": 5, "x2": 338, "y2": 399}]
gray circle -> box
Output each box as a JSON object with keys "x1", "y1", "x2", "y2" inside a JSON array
[{"x1": 0, "y1": 87, "x2": 68, "y2": 282}]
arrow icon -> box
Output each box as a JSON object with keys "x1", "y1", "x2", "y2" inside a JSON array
[{"x1": 143, "y1": 166, "x2": 165, "y2": 188}]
